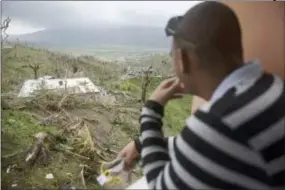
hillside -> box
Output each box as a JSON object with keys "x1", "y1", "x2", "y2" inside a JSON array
[
  {"x1": 1, "y1": 45, "x2": 192, "y2": 189},
  {"x1": 2, "y1": 44, "x2": 122, "y2": 93}
]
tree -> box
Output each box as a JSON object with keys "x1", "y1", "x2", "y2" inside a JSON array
[
  {"x1": 29, "y1": 63, "x2": 41, "y2": 79},
  {"x1": 14, "y1": 38, "x2": 20, "y2": 57},
  {"x1": 1, "y1": 17, "x2": 11, "y2": 44},
  {"x1": 22, "y1": 63, "x2": 42, "y2": 79},
  {"x1": 22, "y1": 55, "x2": 42, "y2": 79},
  {"x1": 140, "y1": 65, "x2": 152, "y2": 104},
  {"x1": 72, "y1": 64, "x2": 78, "y2": 74}
]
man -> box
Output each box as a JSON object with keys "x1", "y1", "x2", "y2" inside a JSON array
[{"x1": 118, "y1": 2, "x2": 284, "y2": 189}]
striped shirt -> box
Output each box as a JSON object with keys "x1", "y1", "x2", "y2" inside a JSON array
[{"x1": 138, "y1": 62, "x2": 284, "y2": 190}]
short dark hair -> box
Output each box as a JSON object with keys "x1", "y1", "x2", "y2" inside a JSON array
[{"x1": 166, "y1": 2, "x2": 243, "y2": 67}]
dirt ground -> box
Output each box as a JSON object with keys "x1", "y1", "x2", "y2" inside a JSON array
[{"x1": 1, "y1": 93, "x2": 143, "y2": 189}]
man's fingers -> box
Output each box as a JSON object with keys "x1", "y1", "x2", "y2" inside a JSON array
[
  {"x1": 161, "y1": 77, "x2": 177, "y2": 88},
  {"x1": 117, "y1": 151, "x2": 126, "y2": 159},
  {"x1": 170, "y1": 96, "x2": 182, "y2": 100},
  {"x1": 169, "y1": 93, "x2": 184, "y2": 100},
  {"x1": 117, "y1": 153, "x2": 131, "y2": 169},
  {"x1": 173, "y1": 93, "x2": 184, "y2": 98},
  {"x1": 124, "y1": 155, "x2": 135, "y2": 170},
  {"x1": 167, "y1": 78, "x2": 181, "y2": 92}
]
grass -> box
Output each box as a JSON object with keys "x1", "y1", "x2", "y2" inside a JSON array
[
  {"x1": 1, "y1": 108, "x2": 100, "y2": 189},
  {"x1": 1, "y1": 153, "x2": 87, "y2": 189},
  {"x1": 109, "y1": 77, "x2": 163, "y2": 98},
  {"x1": 110, "y1": 77, "x2": 193, "y2": 135},
  {"x1": 1, "y1": 110, "x2": 66, "y2": 189},
  {"x1": 164, "y1": 95, "x2": 192, "y2": 135},
  {"x1": 1, "y1": 110, "x2": 58, "y2": 157}
]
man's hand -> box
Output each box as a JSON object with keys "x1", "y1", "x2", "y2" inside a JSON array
[
  {"x1": 117, "y1": 141, "x2": 139, "y2": 170},
  {"x1": 149, "y1": 77, "x2": 185, "y2": 106}
]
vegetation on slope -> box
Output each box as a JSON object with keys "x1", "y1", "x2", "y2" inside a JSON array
[
  {"x1": 2, "y1": 44, "x2": 122, "y2": 93},
  {"x1": 1, "y1": 44, "x2": 192, "y2": 189}
]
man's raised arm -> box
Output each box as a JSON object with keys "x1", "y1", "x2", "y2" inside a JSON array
[{"x1": 140, "y1": 100, "x2": 269, "y2": 190}]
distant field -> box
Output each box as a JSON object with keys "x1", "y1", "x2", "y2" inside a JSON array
[{"x1": 42, "y1": 44, "x2": 169, "y2": 61}]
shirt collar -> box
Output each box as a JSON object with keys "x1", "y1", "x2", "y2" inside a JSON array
[{"x1": 210, "y1": 60, "x2": 264, "y2": 102}]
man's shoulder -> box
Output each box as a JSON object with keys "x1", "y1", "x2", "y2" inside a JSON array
[{"x1": 200, "y1": 73, "x2": 284, "y2": 125}]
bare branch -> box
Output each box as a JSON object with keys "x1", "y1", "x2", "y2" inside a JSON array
[
  {"x1": 24, "y1": 62, "x2": 42, "y2": 79},
  {"x1": 1, "y1": 17, "x2": 11, "y2": 44},
  {"x1": 140, "y1": 65, "x2": 152, "y2": 104}
]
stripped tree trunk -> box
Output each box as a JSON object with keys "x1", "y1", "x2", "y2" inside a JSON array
[{"x1": 140, "y1": 66, "x2": 152, "y2": 105}]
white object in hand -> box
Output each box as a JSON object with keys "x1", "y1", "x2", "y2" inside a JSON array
[
  {"x1": 97, "y1": 174, "x2": 111, "y2": 185},
  {"x1": 45, "y1": 173, "x2": 54, "y2": 179}
]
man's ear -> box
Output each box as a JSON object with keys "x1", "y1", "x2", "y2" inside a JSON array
[{"x1": 179, "y1": 49, "x2": 191, "y2": 74}]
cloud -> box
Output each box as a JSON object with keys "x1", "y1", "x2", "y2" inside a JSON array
[
  {"x1": 2, "y1": 1, "x2": 202, "y2": 34},
  {"x1": 2, "y1": 1, "x2": 84, "y2": 28}
]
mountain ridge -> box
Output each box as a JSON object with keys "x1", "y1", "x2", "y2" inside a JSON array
[{"x1": 9, "y1": 25, "x2": 171, "y2": 49}]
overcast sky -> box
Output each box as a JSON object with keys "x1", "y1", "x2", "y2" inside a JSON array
[{"x1": 2, "y1": 1, "x2": 202, "y2": 35}]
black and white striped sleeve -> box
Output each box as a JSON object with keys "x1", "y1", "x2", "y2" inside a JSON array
[
  {"x1": 135, "y1": 134, "x2": 175, "y2": 155},
  {"x1": 140, "y1": 100, "x2": 271, "y2": 190}
]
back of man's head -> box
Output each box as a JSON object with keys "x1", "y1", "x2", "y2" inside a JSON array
[{"x1": 176, "y1": 1, "x2": 243, "y2": 68}]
